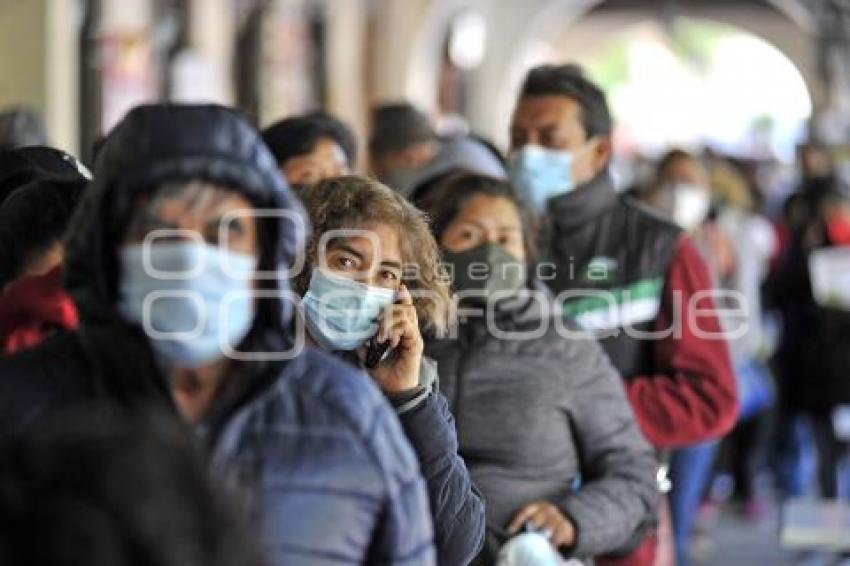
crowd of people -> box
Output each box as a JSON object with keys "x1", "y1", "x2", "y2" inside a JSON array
[{"x1": 0, "y1": 62, "x2": 847, "y2": 566}]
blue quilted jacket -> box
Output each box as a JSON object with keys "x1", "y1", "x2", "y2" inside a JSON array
[{"x1": 0, "y1": 104, "x2": 436, "y2": 565}]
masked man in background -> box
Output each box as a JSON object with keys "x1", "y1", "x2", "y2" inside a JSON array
[{"x1": 507, "y1": 64, "x2": 738, "y2": 565}]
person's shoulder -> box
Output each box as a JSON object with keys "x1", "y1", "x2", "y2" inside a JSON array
[
  {"x1": 504, "y1": 309, "x2": 620, "y2": 390},
  {"x1": 527, "y1": 316, "x2": 608, "y2": 368},
  {"x1": 434, "y1": 305, "x2": 598, "y2": 366},
  {"x1": 621, "y1": 194, "x2": 682, "y2": 234},
  {"x1": 616, "y1": 195, "x2": 684, "y2": 271},
  {"x1": 0, "y1": 330, "x2": 87, "y2": 378},
  {"x1": 243, "y1": 348, "x2": 421, "y2": 481},
  {"x1": 266, "y1": 347, "x2": 390, "y2": 436},
  {"x1": 0, "y1": 331, "x2": 92, "y2": 436}
]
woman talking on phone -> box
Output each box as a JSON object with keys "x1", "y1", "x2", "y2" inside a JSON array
[{"x1": 294, "y1": 175, "x2": 485, "y2": 565}]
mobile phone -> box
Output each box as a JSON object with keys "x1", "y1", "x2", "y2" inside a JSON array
[
  {"x1": 365, "y1": 335, "x2": 391, "y2": 369},
  {"x1": 365, "y1": 294, "x2": 400, "y2": 369}
]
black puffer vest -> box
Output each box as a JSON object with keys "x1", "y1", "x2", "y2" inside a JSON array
[{"x1": 541, "y1": 172, "x2": 682, "y2": 380}]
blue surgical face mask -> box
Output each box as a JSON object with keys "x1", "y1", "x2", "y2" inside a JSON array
[
  {"x1": 118, "y1": 242, "x2": 257, "y2": 368},
  {"x1": 508, "y1": 144, "x2": 575, "y2": 211},
  {"x1": 302, "y1": 268, "x2": 396, "y2": 352}
]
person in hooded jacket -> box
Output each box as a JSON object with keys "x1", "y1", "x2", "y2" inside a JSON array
[
  {"x1": 0, "y1": 104, "x2": 435, "y2": 566},
  {"x1": 294, "y1": 175, "x2": 486, "y2": 565},
  {"x1": 415, "y1": 173, "x2": 658, "y2": 565},
  {"x1": 0, "y1": 145, "x2": 91, "y2": 205},
  {"x1": 0, "y1": 157, "x2": 88, "y2": 353}
]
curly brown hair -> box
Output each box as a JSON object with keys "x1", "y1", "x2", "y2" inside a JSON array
[{"x1": 295, "y1": 175, "x2": 451, "y2": 335}]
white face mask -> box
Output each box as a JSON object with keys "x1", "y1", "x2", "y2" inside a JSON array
[{"x1": 672, "y1": 184, "x2": 711, "y2": 231}]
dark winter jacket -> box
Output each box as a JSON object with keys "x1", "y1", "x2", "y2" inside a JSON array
[
  {"x1": 425, "y1": 291, "x2": 659, "y2": 562},
  {"x1": 774, "y1": 238, "x2": 850, "y2": 414},
  {"x1": 541, "y1": 172, "x2": 737, "y2": 448},
  {"x1": 338, "y1": 351, "x2": 486, "y2": 565},
  {"x1": 0, "y1": 267, "x2": 78, "y2": 353},
  {"x1": 0, "y1": 104, "x2": 435, "y2": 565},
  {"x1": 395, "y1": 388, "x2": 485, "y2": 565}
]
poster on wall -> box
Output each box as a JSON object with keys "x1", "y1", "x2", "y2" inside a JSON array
[
  {"x1": 100, "y1": 32, "x2": 158, "y2": 133},
  {"x1": 259, "y1": 0, "x2": 318, "y2": 125},
  {"x1": 171, "y1": 50, "x2": 229, "y2": 104}
]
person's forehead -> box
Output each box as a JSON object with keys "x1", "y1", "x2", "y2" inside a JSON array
[
  {"x1": 142, "y1": 185, "x2": 252, "y2": 219},
  {"x1": 316, "y1": 138, "x2": 348, "y2": 166},
  {"x1": 459, "y1": 195, "x2": 521, "y2": 227},
  {"x1": 314, "y1": 137, "x2": 341, "y2": 154},
  {"x1": 512, "y1": 95, "x2": 583, "y2": 127}
]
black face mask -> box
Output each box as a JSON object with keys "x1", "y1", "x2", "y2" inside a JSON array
[{"x1": 442, "y1": 243, "x2": 527, "y2": 300}]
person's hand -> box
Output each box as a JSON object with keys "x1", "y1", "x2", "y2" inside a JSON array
[
  {"x1": 359, "y1": 284, "x2": 422, "y2": 393},
  {"x1": 507, "y1": 501, "x2": 576, "y2": 549}
]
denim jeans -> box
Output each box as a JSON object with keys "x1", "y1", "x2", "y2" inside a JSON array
[{"x1": 669, "y1": 441, "x2": 719, "y2": 566}]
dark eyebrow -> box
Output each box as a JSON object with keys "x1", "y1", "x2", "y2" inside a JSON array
[
  {"x1": 380, "y1": 259, "x2": 403, "y2": 272},
  {"x1": 458, "y1": 219, "x2": 488, "y2": 230},
  {"x1": 330, "y1": 242, "x2": 366, "y2": 263},
  {"x1": 332, "y1": 241, "x2": 400, "y2": 271}
]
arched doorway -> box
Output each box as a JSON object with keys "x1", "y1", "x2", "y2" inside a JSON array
[{"x1": 397, "y1": 0, "x2": 821, "y2": 152}]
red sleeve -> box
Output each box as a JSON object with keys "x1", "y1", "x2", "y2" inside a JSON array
[{"x1": 624, "y1": 235, "x2": 739, "y2": 448}]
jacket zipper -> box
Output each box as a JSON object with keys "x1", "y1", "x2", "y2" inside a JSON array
[{"x1": 451, "y1": 322, "x2": 477, "y2": 440}]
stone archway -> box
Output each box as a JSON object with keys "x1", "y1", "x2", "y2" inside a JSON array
[{"x1": 391, "y1": 0, "x2": 822, "y2": 147}]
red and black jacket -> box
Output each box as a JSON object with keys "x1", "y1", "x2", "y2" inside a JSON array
[
  {"x1": 0, "y1": 266, "x2": 78, "y2": 354},
  {"x1": 542, "y1": 172, "x2": 738, "y2": 448}
]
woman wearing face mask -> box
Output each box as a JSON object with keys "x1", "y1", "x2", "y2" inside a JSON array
[
  {"x1": 416, "y1": 173, "x2": 659, "y2": 565},
  {"x1": 639, "y1": 150, "x2": 713, "y2": 233},
  {"x1": 295, "y1": 175, "x2": 486, "y2": 566}
]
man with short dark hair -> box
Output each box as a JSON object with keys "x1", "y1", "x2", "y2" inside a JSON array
[
  {"x1": 508, "y1": 63, "x2": 737, "y2": 565},
  {"x1": 0, "y1": 146, "x2": 90, "y2": 353},
  {"x1": 261, "y1": 111, "x2": 356, "y2": 188},
  {"x1": 369, "y1": 103, "x2": 441, "y2": 191},
  {"x1": 369, "y1": 102, "x2": 506, "y2": 198}
]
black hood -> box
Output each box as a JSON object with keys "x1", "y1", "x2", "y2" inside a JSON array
[
  {"x1": 0, "y1": 145, "x2": 91, "y2": 205},
  {"x1": 63, "y1": 104, "x2": 308, "y2": 406}
]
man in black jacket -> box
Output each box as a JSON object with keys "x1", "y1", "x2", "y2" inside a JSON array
[{"x1": 508, "y1": 64, "x2": 737, "y2": 565}]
